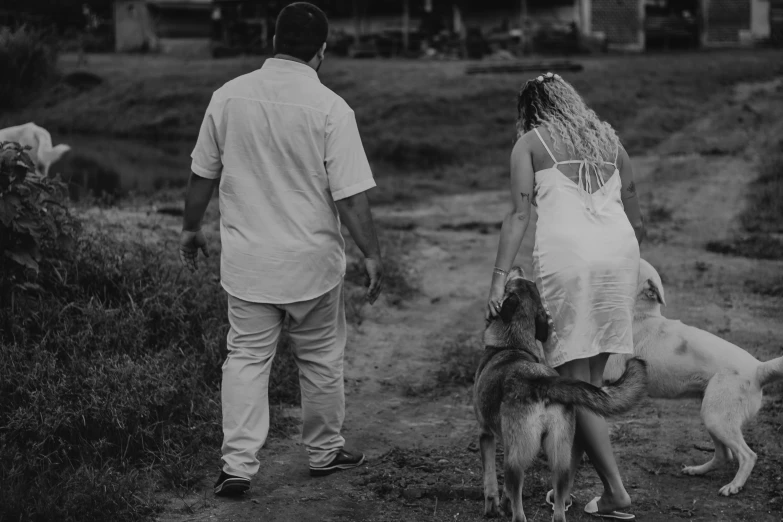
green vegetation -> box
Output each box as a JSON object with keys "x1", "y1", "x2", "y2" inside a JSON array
[
  {"x1": 707, "y1": 135, "x2": 783, "y2": 260},
  {"x1": 0, "y1": 26, "x2": 57, "y2": 109},
  {"x1": 0, "y1": 150, "x2": 418, "y2": 520},
  {"x1": 2, "y1": 50, "x2": 782, "y2": 204}
]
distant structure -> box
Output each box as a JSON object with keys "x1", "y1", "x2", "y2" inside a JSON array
[
  {"x1": 325, "y1": 0, "x2": 776, "y2": 53},
  {"x1": 112, "y1": 0, "x2": 777, "y2": 57},
  {"x1": 114, "y1": 0, "x2": 212, "y2": 56}
]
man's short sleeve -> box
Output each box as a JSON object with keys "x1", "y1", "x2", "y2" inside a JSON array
[
  {"x1": 190, "y1": 96, "x2": 223, "y2": 179},
  {"x1": 325, "y1": 108, "x2": 375, "y2": 201}
]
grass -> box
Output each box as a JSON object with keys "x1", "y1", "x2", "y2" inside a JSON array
[
  {"x1": 399, "y1": 332, "x2": 483, "y2": 397},
  {"x1": 3, "y1": 50, "x2": 783, "y2": 204},
  {"x1": 706, "y1": 135, "x2": 783, "y2": 260},
  {"x1": 741, "y1": 137, "x2": 783, "y2": 235},
  {"x1": 0, "y1": 210, "x2": 417, "y2": 521}
]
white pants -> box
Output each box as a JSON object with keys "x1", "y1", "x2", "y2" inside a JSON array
[{"x1": 221, "y1": 283, "x2": 346, "y2": 479}]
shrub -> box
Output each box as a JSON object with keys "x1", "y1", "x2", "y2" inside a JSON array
[
  {"x1": 0, "y1": 141, "x2": 79, "y2": 323},
  {"x1": 0, "y1": 25, "x2": 58, "y2": 109}
]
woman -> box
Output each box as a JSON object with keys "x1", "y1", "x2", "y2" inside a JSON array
[{"x1": 486, "y1": 72, "x2": 644, "y2": 520}]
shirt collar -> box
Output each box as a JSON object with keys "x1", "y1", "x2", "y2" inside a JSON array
[{"x1": 262, "y1": 57, "x2": 320, "y2": 81}]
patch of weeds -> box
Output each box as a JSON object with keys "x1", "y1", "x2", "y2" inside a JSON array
[
  {"x1": 435, "y1": 333, "x2": 483, "y2": 388},
  {"x1": 438, "y1": 221, "x2": 502, "y2": 234},
  {"x1": 647, "y1": 204, "x2": 673, "y2": 224},
  {"x1": 369, "y1": 138, "x2": 456, "y2": 170},
  {"x1": 713, "y1": 139, "x2": 783, "y2": 260},
  {"x1": 744, "y1": 277, "x2": 783, "y2": 298},
  {"x1": 741, "y1": 141, "x2": 783, "y2": 234},
  {"x1": 0, "y1": 229, "x2": 304, "y2": 522},
  {"x1": 706, "y1": 235, "x2": 783, "y2": 260}
]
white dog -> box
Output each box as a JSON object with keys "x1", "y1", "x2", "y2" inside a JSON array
[
  {"x1": 604, "y1": 259, "x2": 783, "y2": 496},
  {"x1": 0, "y1": 123, "x2": 71, "y2": 176}
]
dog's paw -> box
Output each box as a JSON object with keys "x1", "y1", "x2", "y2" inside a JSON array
[
  {"x1": 718, "y1": 483, "x2": 743, "y2": 496},
  {"x1": 484, "y1": 495, "x2": 501, "y2": 518}
]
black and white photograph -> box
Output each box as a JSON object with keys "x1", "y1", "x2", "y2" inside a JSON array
[{"x1": 1, "y1": 0, "x2": 782, "y2": 521}]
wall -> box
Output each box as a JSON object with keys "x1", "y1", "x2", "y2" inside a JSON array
[
  {"x1": 751, "y1": 0, "x2": 771, "y2": 39},
  {"x1": 701, "y1": 0, "x2": 752, "y2": 45},
  {"x1": 588, "y1": 0, "x2": 644, "y2": 50}
]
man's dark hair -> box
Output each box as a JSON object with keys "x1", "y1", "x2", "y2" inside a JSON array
[{"x1": 274, "y1": 2, "x2": 329, "y2": 62}]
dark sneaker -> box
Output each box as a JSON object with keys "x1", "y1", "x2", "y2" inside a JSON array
[
  {"x1": 214, "y1": 470, "x2": 250, "y2": 497},
  {"x1": 309, "y1": 449, "x2": 366, "y2": 477}
]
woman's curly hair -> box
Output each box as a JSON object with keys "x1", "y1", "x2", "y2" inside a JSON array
[{"x1": 516, "y1": 74, "x2": 621, "y2": 172}]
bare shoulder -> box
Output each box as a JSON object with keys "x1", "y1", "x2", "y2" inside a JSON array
[{"x1": 511, "y1": 130, "x2": 539, "y2": 158}]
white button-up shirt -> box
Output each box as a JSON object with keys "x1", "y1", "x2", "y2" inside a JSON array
[{"x1": 191, "y1": 58, "x2": 375, "y2": 304}]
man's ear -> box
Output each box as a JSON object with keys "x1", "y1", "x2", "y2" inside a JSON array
[
  {"x1": 535, "y1": 303, "x2": 550, "y2": 343},
  {"x1": 318, "y1": 41, "x2": 327, "y2": 59},
  {"x1": 499, "y1": 293, "x2": 520, "y2": 323}
]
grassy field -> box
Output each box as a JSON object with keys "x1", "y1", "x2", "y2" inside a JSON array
[{"x1": 2, "y1": 50, "x2": 783, "y2": 205}]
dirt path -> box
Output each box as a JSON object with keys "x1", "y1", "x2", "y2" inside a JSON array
[{"x1": 157, "y1": 81, "x2": 783, "y2": 522}]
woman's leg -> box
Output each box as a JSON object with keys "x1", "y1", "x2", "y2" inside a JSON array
[{"x1": 557, "y1": 354, "x2": 631, "y2": 512}]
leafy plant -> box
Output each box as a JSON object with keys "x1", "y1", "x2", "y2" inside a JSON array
[{"x1": 0, "y1": 141, "x2": 79, "y2": 311}]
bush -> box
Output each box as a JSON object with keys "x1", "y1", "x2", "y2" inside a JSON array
[
  {"x1": 1, "y1": 141, "x2": 79, "y2": 323},
  {"x1": 0, "y1": 228, "x2": 312, "y2": 520},
  {"x1": 0, "y1": 25, "x2": 58, "y2": 109}
]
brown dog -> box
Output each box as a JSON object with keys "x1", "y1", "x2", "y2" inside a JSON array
[{"x1": 474, "y1": 267, "x2": 648, "y2": 522}]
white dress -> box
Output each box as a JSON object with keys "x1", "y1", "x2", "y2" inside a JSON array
[{"x1": 531, "y1": 128, "x2": 639, "y2": 368}]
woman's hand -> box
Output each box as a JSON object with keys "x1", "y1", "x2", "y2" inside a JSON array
[{"x1": 485, "y1": 274, "x2": 507, "y2": 324}]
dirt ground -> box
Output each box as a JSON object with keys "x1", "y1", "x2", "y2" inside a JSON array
[{"x1": 152, "y1": 79, "x2": 783, "y2": 522}]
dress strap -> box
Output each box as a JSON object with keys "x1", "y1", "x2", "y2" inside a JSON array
[{"x1": 533, "y1": 128, "x2": 559, "y2": 165}]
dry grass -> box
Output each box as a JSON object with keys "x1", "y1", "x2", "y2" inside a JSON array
[
  {"x1": 2, "y1": 50, "x2": 783, "y2": 204},
  {"x1": 706, "y1": 135, "x2": 783, "y2": 260}
]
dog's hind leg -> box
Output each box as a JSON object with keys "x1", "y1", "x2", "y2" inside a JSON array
[
  {"x1": 710, "y1": 420, "x2": 757, "y2": 496},
  {"x1": 681, "y1": 430, "x2": 731, "y2": 476},
  {"x1": 543, "y1": 409, "x2": 575, "y2": 522},
  {"x1": 480, "y1": 430, "x2": 501, "y2": 517},
  {"x1": 683, "y1": 376, "x2": 760, "y2": 496},
  {"x1": 502, "y1": 416, "x2": 542, "y2": 522}
]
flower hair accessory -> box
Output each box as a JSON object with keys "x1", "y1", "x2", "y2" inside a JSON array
[{"x1": 535, "y1": 72, "x2": 561, "y2": 83}]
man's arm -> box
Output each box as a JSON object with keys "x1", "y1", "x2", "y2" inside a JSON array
[
  {"x1": 183, "y1": 172, "x2": 218, "y2": 231},
  {"x1": 179, "y1": 172, "x2": 218, "y2": 272},
  {"x1": 335, "y1": 191, "x2": 383, "y2": 304},
  {"x1": 325, "y1": 106, "x2": 383, "y2": 303}
]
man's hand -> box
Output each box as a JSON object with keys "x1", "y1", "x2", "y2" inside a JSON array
[
  {"x1": 179, "y1": 229, "x2": 209, "y2": 272},
  {"x1": 364, "y1": 257, "x2": 384, "y2": 304}
]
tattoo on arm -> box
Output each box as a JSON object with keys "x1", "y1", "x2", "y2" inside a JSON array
[
  {"x1": 624, "y1": 181, "x2": 637, "y2": 199},
  {"x1": 520, "y1": 192, "x2": 530, "y2": 203}
]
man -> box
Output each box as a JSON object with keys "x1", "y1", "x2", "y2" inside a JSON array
[{"x1": 179, "y1": 2, "x2": 383, "y2": 497}]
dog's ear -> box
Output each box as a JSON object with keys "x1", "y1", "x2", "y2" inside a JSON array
[
  {"x1": 644, "y1": 278, "x2": 666, "y2": 306},
  {"x1": 534, "y1": 303, "x2": 550, "y2": 343},
  {"x1": 499, "y1": 293, "x2": 520, "y2": 323}
]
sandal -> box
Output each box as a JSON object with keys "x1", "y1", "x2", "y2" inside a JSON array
[{"x1": 584, "y1": 496, "x2": 635, "y2": 520}]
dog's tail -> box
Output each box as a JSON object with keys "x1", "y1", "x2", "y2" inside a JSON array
[
  {"x1": 537, "y1": 358, "x2": 648, "y2": 417},
  {"x1": 757, "y1": 356, "x2": 783, "y2": 388}
]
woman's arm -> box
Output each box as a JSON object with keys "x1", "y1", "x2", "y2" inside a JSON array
[
  {"x1": 487, "y1": 137, "x2": 535, "y2": 319},
  {"x1": 617, "y1": 146, "x2": 645, "y2": 245}
]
